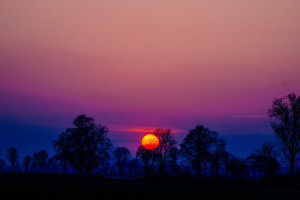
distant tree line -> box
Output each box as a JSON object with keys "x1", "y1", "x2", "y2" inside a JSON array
[{"x1": 0, "y1": 93, "x2": 299, "y2": 182}]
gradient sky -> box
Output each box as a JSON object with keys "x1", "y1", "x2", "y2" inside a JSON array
[{"x1": 1, "y1": 0, "x2": 300, "y2": 158}]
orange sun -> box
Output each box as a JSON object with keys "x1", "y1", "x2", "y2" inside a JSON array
[{"x1": 141, "y1": 134, "x2": 159, "y2": 150}]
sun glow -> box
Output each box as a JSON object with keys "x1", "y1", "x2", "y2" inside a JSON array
[{"x1": 141, "y1": 134, "x2": 159, "y2": 150}]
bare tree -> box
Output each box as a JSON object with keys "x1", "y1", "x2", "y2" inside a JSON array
[
  {"x1": 113, "y1": 147, "x2": 131, "y2": 176},
  {"x1": 6, "y1": 147, "x2": 19, "y2": 173},
  {"x1": 267, "y1": 93, "x2": 300, "y2": 179},
  {"x1": 153, "y1": 128, "x2": 177, "y2": 176}
]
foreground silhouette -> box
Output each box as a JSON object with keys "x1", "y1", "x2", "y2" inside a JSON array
[
  {"x1": 268, "y1": 93, "x2": 300, "y2": 180},
  {"x1": 0, "y1": 93, "x2": 299, "y2": 184},
  {"x1": 0, "y1": 175, "x2": 299, "y2": 200},
  {"x1": 53, "y1": 115, "x2": 112, "y2": 177}
]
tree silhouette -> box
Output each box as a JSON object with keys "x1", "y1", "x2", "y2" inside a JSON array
[
  {"x1": 267, "y1": 93, "x2": 300, "y2": 179},
  {"x1": 202, "y1": 151, "x2": 212, "y2": 178},
  {"x1": 99, "y1": 150, "x2": 112, "y2": 176},
  {"x1": 168, "y1": 147, "x2": 179, "y2": 176},
  {"x1": 153, "y1": 128, "x2": 177, "y2": 176},
  {"x1": 53, "y1": 114, "x2": 112, "y2": 177},
  {"x1": 113, "y1": 147, "x2": 131, "y2": 176},
  {"x1": 228, "y1": 157, "x2": 248, "y2": 179},
  {"x1": 48, "y1": 157, "x2": 56, "y2": 174},
  {"x1": 136, "y1": 145, "x2": 157, "y2": 176},
  {"x1": 23, "y1": 155, "x2": 31, "y2": 173},
  {"x1": 256, "y1": 142, "x2": 280, "y2": 178},
  {"x1": 222, "y1": 151, "x2": 232, "y2": 179},
  {"x1": 32, "y1": 153, "x2": 39, "y2": 173},
  {"x1": 0, "y1": 150, "x2": 4, "y2": 172},
  {"x1": 128, "y1": 158, "x2": 138, "y2": 176},
  {"x1": 247, "y1": 153, "x2": 265, "y2": 180},
  {"x1": 0, "y1": 159, "x2": 5, "y2": 173},
  {"x1": 211, "y1": 137, "x2": 227, "y2": 178},
  {"x1": 6, "y1": 147, "x2": 18, "y2": 173},
  {"x1": 180, "y1": 125, "x2": 216, "y2": 177},
  {"x1": 37, "y1": 150, "x2": 48, "y2": 173},
  {"x1": 53, "y1": 133, "x2": 69, "y2": 174}
]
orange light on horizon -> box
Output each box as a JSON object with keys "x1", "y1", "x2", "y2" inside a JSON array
[{"x1": 141, "y1": 134, "x2": 159, "y2": 150}]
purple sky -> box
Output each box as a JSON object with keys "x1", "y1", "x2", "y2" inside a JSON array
[{"x1": 0, "y1": 1, "x2": 300, "y2": 157}]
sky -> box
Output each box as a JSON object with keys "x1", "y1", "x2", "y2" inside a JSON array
[{"x1": 0, "y1": 0, "x2": 300, "y2": 158}]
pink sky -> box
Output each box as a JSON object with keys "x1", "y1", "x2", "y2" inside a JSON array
[{"x1": 0, "y1": 1, "x2": 300, "y2": 155}]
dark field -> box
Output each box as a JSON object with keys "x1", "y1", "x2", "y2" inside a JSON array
[{"x1": 0, "y1": 175, "x2": 299, "y2": 200}]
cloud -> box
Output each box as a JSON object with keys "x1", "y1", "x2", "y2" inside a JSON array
[
  {"x1": 110, "y1": 125, "x2": 184, "y2": 134},
  {"x1": 232, "y1": 115, "x2": 267, "y2": 118}
]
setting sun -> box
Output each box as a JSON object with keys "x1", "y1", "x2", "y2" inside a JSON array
[{"x1": 141, "y1": 134, "x2": 159, "y2": 150}]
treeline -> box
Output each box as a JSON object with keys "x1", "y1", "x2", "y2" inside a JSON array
[{"x1": 0, "y1": 93, "x2": 299, "y2": 182}]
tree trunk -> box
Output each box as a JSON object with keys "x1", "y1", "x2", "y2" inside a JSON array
[
  {"x1": 225, "y1": 165, "x2": 228, "y2": 179},
  {"x1": 63, "y1": 162, "x2": 67, "y2": 174},
  {"x1": 215, "y1": 162, "x2": 218, "y2": 178},
  {"x1": 290, "y1": 159, "x2": 295, "y2": 182},
  {"x1": 78, "y1": 166, "x2": 83, "y2": 178},
  {"x1": 197, "y1": 164, "x2": 201, "y2": 178},
  {"x1": 146, "y1": 159, "x2": 149, "y2": 176},
  {"x1": 204, "y1": 163, "x2": 207, "y2": 178}
]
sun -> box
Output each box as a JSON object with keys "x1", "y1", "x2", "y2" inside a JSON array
[{"x1": 141, "y1": 134, "x2": 159, "y2": 150}]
